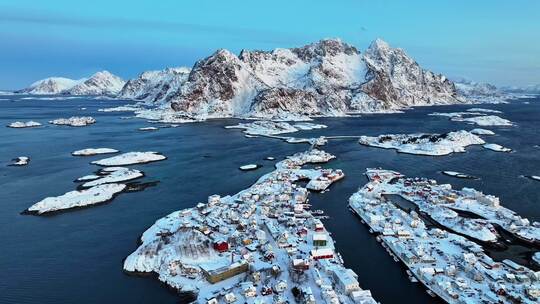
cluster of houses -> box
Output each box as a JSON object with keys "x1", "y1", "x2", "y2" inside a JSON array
[
  {"x1": 125, "y1": 149, "x2": 377, "y2": 304},
  {"x1": 349, "y1": 168, "x2": 540, "y2": 304}
]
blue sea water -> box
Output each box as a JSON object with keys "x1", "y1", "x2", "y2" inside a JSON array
[{"x1": 0, "y1": 95, "x2": 538, "y2": 304}]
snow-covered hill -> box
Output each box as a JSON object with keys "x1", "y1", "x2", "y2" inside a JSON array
[
  {"x1": 16, "y1": 77, "x2": 83, "y2": 95},
  {"x1": 63, "y1": 71, "x2": 125, "y2": 95},
  {"x1": 118, "y1": 67, "x2": 190, "y2": 103},
  {"x1": 17, "y1": 71, "x2": 124, "y2": 96},
  {"x1": 19, "y1": 38, "x2": 522, "y2": 120},
  {"x1": 153, "y1": 38, "x2": 462, "y2": 120},
  {"x1": 453, "y1": 78, "x2": 508, "y2": 103}
]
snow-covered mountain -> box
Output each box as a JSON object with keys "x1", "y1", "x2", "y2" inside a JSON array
[
  {"x1": 151, "y1": 38, "x2": 462, "y2": 119},
  {"x1": 17, "y1": 71, "x2": 124, "y2": 96},
  {"x1": 501, "y1": 84, "x2": 540, "y2": 94},
  {"x1": 16, "y1": 77, "x2": 83, "y2": 95},
  {"x1": 63, "y1": 71, "x2": 125, "y2": 95},
  {"x1": 118, "y1": 67, "x2": 190, "y2": 103},
  {"x1": 452, "y1": 78, "x2": 507, "y2": 102},
  {"x1": 19, "y1": 38, "x2": 516, "y2": 119}
]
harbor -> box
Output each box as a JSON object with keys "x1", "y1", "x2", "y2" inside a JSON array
[{"x1": 349, "y1": 169, "x2": 540, "y2": 303}]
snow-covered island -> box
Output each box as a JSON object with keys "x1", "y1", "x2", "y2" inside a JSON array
[
  {"x1": 452, "y1": 115, "x2": 514, "y2": 127},
  {"x1": 91, "y1": 151, "x2": 166, "y2": 166},
  {"x1": 349, "y1": 169, "x2": 540, "y2": 304},
  {"x1": 470, "y1": 128, "x2": 495, "y2": 135},
  {"x1": 7, "y1": 121, "x2": 42, "y2": 128},
  {"x1": 123, "y1": 149, "x2": 377, "y2": 303},
  {"x1": 483, "y1": 143, "x2": 513, "y2": 153},
  {"x1": 225, "y1": 121, "x2": 327, "y2": 136},
  {"x1": 239, "y1": 164, "x2": 261, "y2": 171},
  {"x1": 525, "y1": 176, "x2": 540, "y2": 182},
  {"x1": 358, "y1": 130, "x2": 485, "y2": 156},
  {"x1": 442, "y1": 171, "x2": 478, "y2": 179},
  {"x1": 78, "y1": 167, "x2": 144, "y2": 188},
  {"x1": 26, "y1": 183, "x2": 126, "y2": 214},
  {"x1": 72, "y1": 148, "x2": 119, "y2": 156},
  {"x1": 467, "y1": 108, "x2": 503, "y2": 114},
  {"x1": 10, "y1": 156, "x2": 30, "y2": 166},
  {"x1": 49, "y1": 116, "x2": 96, "y2": 127},
  {"x1": 139, "y1": 126, "x2": 159, "y2": 131}
]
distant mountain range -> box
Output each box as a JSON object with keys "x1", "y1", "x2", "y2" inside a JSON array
[
  {"x1": 16, "y1": 71, "x2": 125, "y2": 96},
  {"x1": 15, "y1": 38, "x2": 535, "y2": 119},
  {"x1": 500, "y1": 84, "x2": 540, "y2": 94}
]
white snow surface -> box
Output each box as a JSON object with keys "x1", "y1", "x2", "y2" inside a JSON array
[
  {"x1": 452, "y1": 115, "x2": 513, "y2": 126},
  {"x1": 442, "y1": 171, "x2": 476, "y2": 179},
  {"x1": 139, "y1": 127, "x2": 158, "y2": 131},
  {"x1": 72, "y1": 148, "x2": 119, "y2": 156},
  {"x1": 91, "y1": 152, "x2": 166, "y2": 166},
  {"x1": 11, "y1": 156, "x2": 29, "y2": 166},
  {"x1": 80, "y1": 167, "x2": 143, "y2": 187},
  {"x1": 7, "y1": 121, "x2": 42, "y2": 128},
  {"x1": 483, "y1": 143, "x2": 512, "y2": 152},
  {"x1": 470, "y1": 128, "x2": 495, "y2": 135},
  {"x1": 467, "y1": 108, "x2": 502, "y2": 114},
  {"x1": 27, "y1": 183, "x2": 126, "y2": 214},
  {"x1": 239, "y1": 164, "x2": 259, "y2": 170}
]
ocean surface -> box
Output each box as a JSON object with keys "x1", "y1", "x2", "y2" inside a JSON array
[{"x1": 1, "y1": 95, "x2": 539, "y2": 304}]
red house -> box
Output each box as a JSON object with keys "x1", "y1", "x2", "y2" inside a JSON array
[
  {"x1": 213, "y1": 241, "x2": 229, "y2": 252},
  {"x1": 311, "y1": 248, "x2": 334, "y2": 260}
]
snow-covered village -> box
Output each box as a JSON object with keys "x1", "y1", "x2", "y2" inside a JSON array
[
  {"x1": 349, "y1": 169, "x2": 540, "y2": 303},
  {"x1": 124, "y1": 149, "x2": 372, "y2": 303}
]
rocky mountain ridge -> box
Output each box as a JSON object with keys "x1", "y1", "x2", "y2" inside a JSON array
[{"x1": 18, "y1": 38, "x2": 525, "y2": 120}]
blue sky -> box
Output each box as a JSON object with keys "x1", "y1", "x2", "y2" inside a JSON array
[{"x1": 1, "y1": 0, "x2": 538, "y2": 89}]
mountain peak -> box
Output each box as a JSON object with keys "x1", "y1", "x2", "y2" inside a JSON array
[
  {"x1": 369, "y1": 38, "x2": 390, "y2": 50},
  {"x1": 91, "y1": 70, "x2": 115, "y2": 78},
  {"x1": 63, "y1": 71, "x2": 125, "y2": 95},
  {"x1": 292, "y1": 38, "x2": 358, "y2": 60}
]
